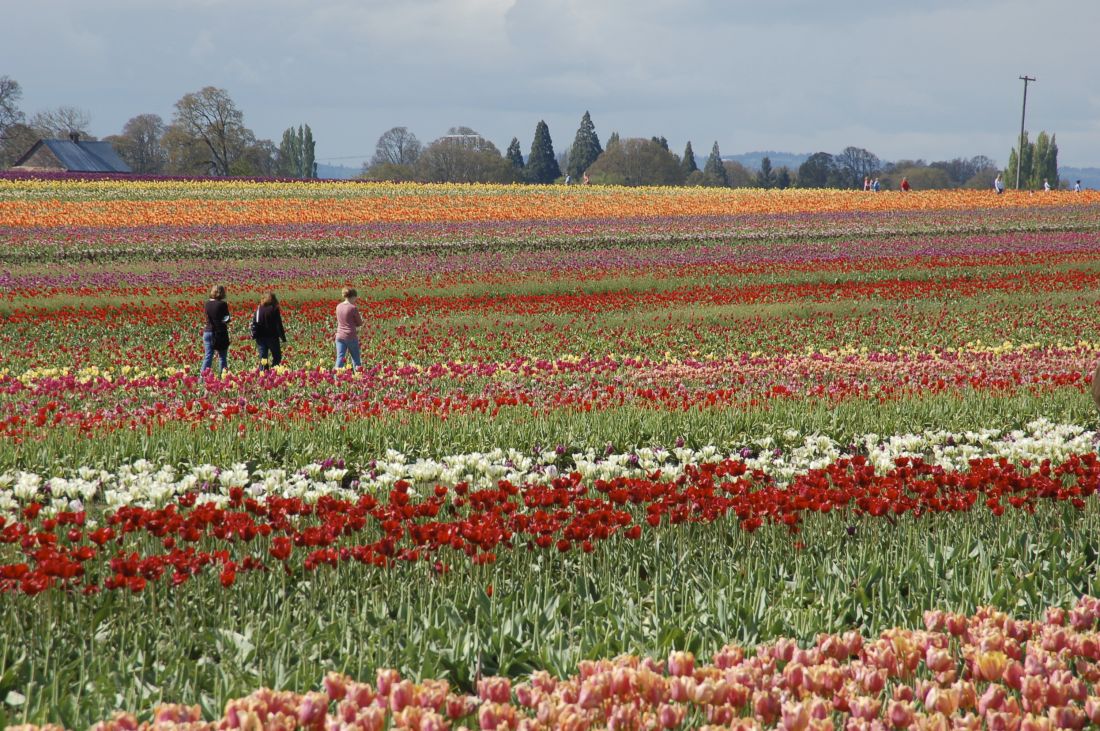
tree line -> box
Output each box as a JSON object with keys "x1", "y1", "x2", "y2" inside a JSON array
[
  {"x1": 0, "y1": 75, "x2": 1059, "y2": 188},
  {"x1": 0, "y1": 77, "x2": 315, "y2": 178}
]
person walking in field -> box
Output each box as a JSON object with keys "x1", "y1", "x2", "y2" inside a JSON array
[
  {"x1": 251, "y1": 292, "x2": 287, "y2": 370},
  {"x1": 201, "y1": 285, "x2": 231, "y2": 374},
  {"x1": 1043, "y1": 178, "x2": 1051, "y2": 192},
  {"x1": 335, "y1": 287, "x2": 364, "y2": 369},
  {"x1": 900, "y1": 177, "x2": 911, "y2": 192},
  {"x1": 994, "y1": 174, "x2": 1005, "y2": 194},
  {"x1": 1075, "y1": 180, "x2": 1082, "y2": 192}
]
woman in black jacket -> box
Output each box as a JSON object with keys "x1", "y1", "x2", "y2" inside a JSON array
[
  {"x1": 252, "y1": 292, "x2": 287, "y2": 370},
  {"x1": 201, "y1": 285, "x2": 231, "y2": 373}
]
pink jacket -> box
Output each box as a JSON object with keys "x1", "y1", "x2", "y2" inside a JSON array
[{"x1": 335, "y1": 300, "x2": 364, "y2": 342}]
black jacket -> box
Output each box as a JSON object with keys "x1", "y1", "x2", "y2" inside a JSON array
[
  {"x1": 253, "y1": 304, "x2": 286, "y2": 341},
  {"x1": 204, "y1": 299, "x2": 231, "y2": 348}
]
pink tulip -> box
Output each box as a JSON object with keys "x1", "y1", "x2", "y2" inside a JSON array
[
  {"x1": 298, "y1": 691, "x2": 329, "y2": 729},
  {"x1": 324, "y1": 672, "x2": 349, "y2": 702},
  {"x1": 1047, "y1": 705, "x2": 1085, "y2": 730},
  {"x1": 985, "y1": 711, "x2": 1022, "y2": 731},
  {"x1": 1018, "y1": 713, "x2": 1052, "y2": 731},
  {"x1": 925, "y1": 647, "x2": 953, "y2": 673},
  {"x1": 658, "y1": 703, "x2": 685, "y2": 729},
  {"x1": 888, "y1": 700, "x2": 915, "y2": 729},
  {"x1": 377, "y1": 669, "x2": 401, "y2": 697},
  {"x1": 780, "y1": 700, "x2": 810, "y2": 731},
  {"x1": 667, "y1": 651, "x2": 695, "y2": 677}
]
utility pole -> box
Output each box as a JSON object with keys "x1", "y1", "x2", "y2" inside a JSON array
[{"x1": 1016, "y1": 75, "x2": 1036, "y2": 190}]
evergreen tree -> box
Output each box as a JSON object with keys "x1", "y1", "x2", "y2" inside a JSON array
[
  {"x1": 776, "y1": 167, "x2": 792, "y2": 189},
  {"x1": 680, "y1": 141, "x2": 698, "y2": 175},
  {"x1": 525, "y1": 120, "x2": 561, "y2": 183},
  {"x1": 650, "y1": 136, "x2": 668, "y2": 151},
  {"x1": 755, "y1": 156, "x2": 775, "y2": 189},
  {"x1": 567, "y1": 111, "x2": 602, "y2": 178},
  {"x1": 606, "y1": 132, "x2": 620, "y2": 150},
  {"x1": 703, "y1": 141, "x2": 728, "y2": 186},
  {"x1": 302, "y1": 124, "x2": 316, "y2": 179},
  {"x1": 1006, "y1": 131, "x2": 1034, "y2": 189},
  {"x1": 506, "y1": 137, "x2": 524, "y2": 170}
]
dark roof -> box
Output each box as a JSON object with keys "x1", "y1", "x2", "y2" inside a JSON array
[{"x1": 14, "y1": 139, "x2": 132, "y2": 173}]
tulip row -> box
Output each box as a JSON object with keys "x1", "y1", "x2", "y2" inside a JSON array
[
  {"x1": 1, "y1": 418, "x2": 1095, "y2": 518},
  {"x1": 4, "y1": 432, "x2": 1099, "y2": 596},
  {"x1": 15, "y1": 595, "x2": 1100, "y2": 731}
]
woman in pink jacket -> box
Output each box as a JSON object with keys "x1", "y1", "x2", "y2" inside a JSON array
[{"x1": 334, "y1": 287, "x2": 364, "y2": 369}]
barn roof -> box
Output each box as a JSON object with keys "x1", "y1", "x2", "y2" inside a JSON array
[{"x1": 13, "y1": 138, "x2": 132, "y2": 173}]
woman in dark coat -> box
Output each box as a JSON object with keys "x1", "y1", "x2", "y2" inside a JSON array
[
  {"x1": 252, "y1": 292, "x2": 287, "y2": 370},
  {"x1": 201, "y1": 285, "x2": 231, "y2": 373}
]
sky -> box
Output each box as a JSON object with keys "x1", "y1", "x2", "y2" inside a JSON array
[{"x1": 6, "y1": 0, "x2": 1100, "y2": 169}]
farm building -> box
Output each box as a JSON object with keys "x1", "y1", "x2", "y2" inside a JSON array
[{"x1": 10, "y1": 133, "x2": 131, "y2": 173}]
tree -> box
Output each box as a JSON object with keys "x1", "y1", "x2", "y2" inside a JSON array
[
  {"x1": 1032, "y1": 131, "x2": 1058, "y2": 189},
  {"x1": 702, "y1": 141, "x2": 728, "y2": 186},
  {"x1": 755, "y1": 156, "x2": 775, "y2": 189},
  {"x1": 370, "y1": 127, "x2": 421, "y2": 168},
  {"x1": 880, "y1": 165, "x2": 951, "y2": 190},
  {"x1": 585, "y1": 138, "x2": 684, "y2": 186},
  {"x1": 505, "y1": 137, "x2": 524, "y2": 171},
  {"x1": 796, "y1": 152, "x2": 837, "y2": 188},
  {"x1": 722, "y1": 161, "x2": 754, "y2": 188},
  {"x1": 606, "y1": 132, "x2": 620, "y2": 150},
  {"x1": 567, "y1": 111, "x2": 602, "y2": 178},
  {"x1": 680, "y1": 141, "x2": 698, "y2": 176},
  {"x1": 0, "y1": 76, "x2": 24, "y2": 139},
  {"x1": 106, "y1": 114, "x2": 167, "y2": 174},
  {"x1": 171, "y1": 86, "x2": 252, "y2": 176},
  {"x1": 277, "y1": 124, "x2": 317, "y2": 178},
  {"x1": 835, "y1": 146, "x2": 881, "y2": 188},
  {"x1": 416, "y1": 129, "x2": 513, "y2": 183},
  {"x1": 525, "y1": 120, "x2": 560, "y2": 183},
  {"x1": 233, "y1": 139, "x2": 278, "y2": 177},
  {"x1": 1007, "y1": 131, "x2": 1057, "y2": 190},
  {"x1": 776, "y1": 167, "x2": 792, "y2": 190},
  {"x1": 30, "y1": 106, "x2": 93, "y2": 138},
  {"x1": 650, "y1": 136, "x2": 668, "y2": 151},
  {"x1": 0, "y1": 76, "x2": 28, "y2": 167}
]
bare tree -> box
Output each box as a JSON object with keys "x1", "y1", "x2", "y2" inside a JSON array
[
  {"x1": 172, "y1": 86, "x2": 250, "y2": 176},
  {"x1": 106, "y1": 114, "x2": 167, "y2": 173},
  {"x1": 30, "y1": 106, "x2": 93, "y2": 138},
  {"x1": 0, "y1": 76, "x2": 24, "y2": 138},
  {"x1": 370, "y1": 127, "x2": 421, "y2": 167},
  {"x1": 835, "y1": 146, "x2": 881, "y2": 188}
]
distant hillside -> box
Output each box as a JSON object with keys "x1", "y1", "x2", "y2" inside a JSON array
[
  {"x1": 1059, "y1": 167, "x2": 1100, "y2": 190},
  {"x1": 723, "y1": 151, "x2": 810, "y2": 171},
  {"x1": 316, "y1": 163, "x2": 361, "y2": 180}
]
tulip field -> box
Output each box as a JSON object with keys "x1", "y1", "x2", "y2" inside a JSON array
[{"x1": 4, "y1": 176, "x2": 1100, "y2": 729}]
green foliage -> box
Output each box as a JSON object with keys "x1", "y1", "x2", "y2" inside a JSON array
[
  {"x1": 1006, "y1": 130, "x2": 1057, "y2": 190},
  {"x1": 584, "y1": 138, "x2": 684, "y2": 186},
  {"x1": 680, "y1": 142, "x2": 698, "y2": 176},
  {"x1": 506, "y1": 137, "x2": 524, "y2": 171},
  {"x1": 797, "y1": 152, "x2": 837, "y2": 188},
  {"x1": 755, "y1": 156, "x2": 775, "y2": 189},
  {"x1": 278, "y1": 125, "x2": 316, "y2": 179},
  {"x1": 775, "y1": 166, "x2": 792, "y2": 189},
  {"x1": 566, "y1": 112, "x2": 602, "y2": 179},
  {"x1": 702, "y1": 141, "x2": 728, "y2": 187},
  {"x1": 525, "y1": 120, "x2": 560, "y2": 184}
]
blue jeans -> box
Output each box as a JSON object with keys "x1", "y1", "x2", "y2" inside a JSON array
[
  {"x1": 256, "y1": 338, "x2": 282, "y2": 370},
  {"x1": 335, "y1": 339, "x2": 361, "y2": 369},
  {"x1": 201, "y1": 331, "x2": 228, "y2": 373}
]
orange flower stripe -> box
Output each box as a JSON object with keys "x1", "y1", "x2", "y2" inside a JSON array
[{"x1": 2, "y1": 182, "x2": 1097, "y2": 228}]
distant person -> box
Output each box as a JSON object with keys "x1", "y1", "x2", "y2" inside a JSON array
[
  {"x1": 872, "y1": 178, "x2": 881, "y2": 193},
  {"x1": 900, "y1": 177, "x2": 911, "y2": 192},
  {"x1": 863, "y1": 176, "x2": 871, "y2": 192},
  {"x1": 1075, "y1": 180, "x2": 1082, "y2": 192},
  {"x1": 582, "y1": 172, "x2": 590, "y2": 185},
  {"x1": 1043, "y1": 178, "x2": 1051, "y2": 192},
  {"x1": 564, "y1": 174, "x2": 572, "y2": 185},
  {"x1": 335, "y1": 287, "x2": 364, "y2": 370},
  {"x1": 201, "y1": 285, "x2": 231, "y2": 374},
  {"x1": 994, "y1": 174, "x2": 1005, "y2": 194},
  {"x1": 251, "y1": 292, "x2": 287, "y2": 370}
]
